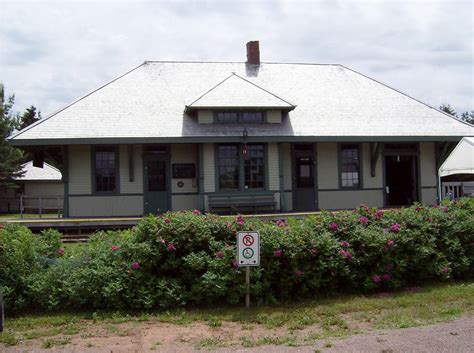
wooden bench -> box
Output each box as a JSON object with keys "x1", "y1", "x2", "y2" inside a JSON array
[{"x1": 208, "y1": 194, "x2": 276, "y2": 215}]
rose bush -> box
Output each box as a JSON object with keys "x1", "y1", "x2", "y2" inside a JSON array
[{"x1": 1, "y1": 198, "x2": 473, "y2": 313}]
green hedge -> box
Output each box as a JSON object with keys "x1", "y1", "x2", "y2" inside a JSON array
[{"x1": 1, "y1": 198, "x2": 473, "y2": 313}]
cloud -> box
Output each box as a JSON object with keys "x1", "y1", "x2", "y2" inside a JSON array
[{"x1": 0, "y1": 0, "x2": 472, "y2": 116}]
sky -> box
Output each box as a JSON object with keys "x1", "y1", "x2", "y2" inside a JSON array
[{"x1": 0, "y1": 0, "x2": 473, "y2": 118}]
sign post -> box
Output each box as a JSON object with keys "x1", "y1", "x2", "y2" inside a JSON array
[{"x1": 237, "y1": 231, "x2": 260, "y2": 309}]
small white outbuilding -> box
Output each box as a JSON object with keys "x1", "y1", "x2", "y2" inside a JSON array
[{"x1": 439, "y1": 137, "x2": 474, "y2": 199}]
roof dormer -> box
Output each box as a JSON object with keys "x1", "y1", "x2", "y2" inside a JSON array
[{"x1": 185, "y1": 73, "x2": 295, "y2": 124}]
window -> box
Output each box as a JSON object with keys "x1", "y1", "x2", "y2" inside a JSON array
[
  {"x1": 244, "y1": 144, "x2": 265, "y2": 189},
  {"x1": 94, "y1": 146, "x2": 118, "y2": 193},
  {"x1": 172, "y1": 163, "x2": 196, "y2": 179},
  {"x1": 218, "y1": 145, "x2": 240, "y2": 189},
  {"x1": 217, "y1": 143, "x2": 265, "y2": 190},
  {"x1": 215, "y1": 111, "x2": 264, "y2": 124},
  {"x1": 340, "y1": 144, "x2": 360, "y2": 189}
]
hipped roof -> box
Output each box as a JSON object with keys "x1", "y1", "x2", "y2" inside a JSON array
[{"x1": 10, "y1": 61, "x2": 474, "y2": 145}]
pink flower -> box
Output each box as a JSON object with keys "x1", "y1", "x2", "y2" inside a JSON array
[
  {"x1": 339, "y1": 249, "x2": 352, "y2": 260},
  {"x1": 390, "y1": 223, "x2": 401, "y2": 233},
  {"x1": 310, "y1": 248, "x2": 318, "y2": 256},
  {"x1": 441, "y1": 266, "x2": 449, "y2": 273},
  {"x1": 160, "y1": 239, "x2": 166, "y2": 244},
  {"x1": 372, "y1": 274, "x2": 381, "y2": 284},
  {"x1": 167, "y1": 243, "x2": 176, "y2": 252},
  {"x1": 193, "y1": 209, "x2": 200, "y2": 215},
  {"x1": 225, "y1": 221, "x2": 232, "y2": 229},
  {"x1": 237, "y1": 219, "x2": 244, "y2": 226},
  {"x1": 374, "y1": 210, "x2": 384, "y2": 220},
  {"x1": 295, "y1": 270, "x2": 303, "y2": 278},
  {"x1": 274, "y1": 249, "x2": 282, "y2": 258},
  {"x1": 415, "y1": 207, "x2": 423, "y2": 212},
  {"x1": 442, "y1": 206, "x2": 449, "y2": 213},
  {"x1": 276, "y1": 219, "x2": 286, "y2": 227},
  {"x1": 382, "y1": 273, "x2": 391, "y2": 281},
  {"x1": 359, "y1": 204, "x2": 369, "y2": 212},
  {"x1": 231, "y1": 259, "x2": 239, "y2": 268},
  {"x1": 111, "y1": 245, "x2": 119, "y2": 252},
  {"x1": 383, "y1": 228, "x2": 389, "y2": 233},
  {"x1": 358, "y1": 216, "x2": 369, "y2": 225},
  {"x1": 58, "y1": 248, "x2": 65, "y2": 256},
  {"x1": 131, "y1": 262, "x2": 140, "y2": 270},
  {"x1": 341, "y1": 240, "x2": 349, "y2": 248},
  {"x1": 164, "y1": 218, "x2": 171, "y2": 224},
  {"x1": 329, "y1": 222, "x2": 339, "y2": 232},
  {"x1": 216, "y1": 250, "x2": 223, "y2": 258},
  {"x1": 387, "y1": 240, "x2": 395, "y2": 248}
]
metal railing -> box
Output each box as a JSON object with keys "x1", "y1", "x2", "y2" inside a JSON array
[{"x1": 20, "y1": 195, "x2": 64, "y2": 218}]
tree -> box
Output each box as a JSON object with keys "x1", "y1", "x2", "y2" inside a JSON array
[
  {"x1": 0, "y1": 83, "x2": 24, "y2": 187},
  {"x1": 460, "y1": 111, "x2": 474, "y2": 125},
  {"x1": 18, "y1": 105, "x2": 41, "y2": 130},
  {"x1": 439, "y1": 104, "x2": 457, "y2": 117},
  {"x1": 439, "y1": 104, "x2": 473, "y2": 125}
]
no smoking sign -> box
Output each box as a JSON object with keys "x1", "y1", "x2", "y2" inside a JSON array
[{"x1": 237, "y1": 231, "x2": 260, "y2": 266}]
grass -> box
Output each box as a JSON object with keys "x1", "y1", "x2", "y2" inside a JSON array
[{"x1": 1, "y1": 281, "x2": 473, "y2": 348}]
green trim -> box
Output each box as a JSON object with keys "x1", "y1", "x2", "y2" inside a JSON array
[
  {"x1": 9, "y1": 136, "x2": 468, "y2": 146},
  {"x1": 337, "y1": 142, "x2": 363, "y2": 190},
  {"x1": 91, "y1": 145, "x2": 120, "y2": 195},
  {"x1": 313, "y1": 143, "x2": 319, "y2": 210},
  {"x1": 197, "y1": 144, "x2": 205, "y2": 211},
  {"x1": 62, "y1": 146, "x2": 69, "y2": 217},
  {"x1": 142, "y1": 145, "x2": 171, "y2": 214},
  {"x1": 291, "y1": 143, "x2": 317, "y2": 211},
  {"x1": 214, "y1": 143, "x2": 267, "y2": 192},
  {"x1": 212, "y1": 110, "x2": 269, "y2": 124},
  {"x1": 172, "y1": 192, "x2": 200, "y2": 196},
  {"x1": 69, "y1": 193, "x2": 143, "y2": 197},
  {"x1": 128, "y1": 145, "x2": 134, "y2": 182},
  {"x1": 278, "y1": 143, "x2": 285, "y2": 212},
  {"x1": 318, "y1": 188, "x2": 383, "y2": 192},
  {"x1": 204, "y1": 190, "x2": 275, "y2": 197},
  {"x1": 382, "y1": 143, "x2": 421, "y2": 207}
]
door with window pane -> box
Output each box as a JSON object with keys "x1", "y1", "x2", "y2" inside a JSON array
[
  {"x1": 144, "y1": 156, "x2": 169, "y2": 214},
  {"x1": 293, "y1": 144, "x2": 317, "y2": 211}
]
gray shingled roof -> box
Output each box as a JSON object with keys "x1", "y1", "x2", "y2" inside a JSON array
[
  {"x1": 10, "y1": 61, "x2": 473, "y2": 144},
  {"x1": 14, "y1": 161, "x2": 62, "y2": 181}
]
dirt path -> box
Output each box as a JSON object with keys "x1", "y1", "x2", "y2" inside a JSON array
[{"x1": 2, "y1": 315, "x2": 473, "y2": 353}]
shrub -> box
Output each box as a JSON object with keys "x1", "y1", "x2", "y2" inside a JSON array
[{"x1": 1, "y1": 199, "x2": 473, "y2": 313}]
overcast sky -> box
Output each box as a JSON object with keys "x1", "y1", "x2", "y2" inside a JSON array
[{"x1": 0, "y1": 0, "x2": 472, "y2": 118}]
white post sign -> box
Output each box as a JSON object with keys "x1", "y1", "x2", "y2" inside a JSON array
[{"x1": 237, "y1": 231, "x2": 260, "y2": 266}]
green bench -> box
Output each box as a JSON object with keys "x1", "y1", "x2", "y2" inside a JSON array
[{"x1": 208, "y1": 194, "x2": 276, "y2": 214}]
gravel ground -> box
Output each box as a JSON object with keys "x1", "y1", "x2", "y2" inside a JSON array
[
  {"x1": 2, "y1": 315, "x2": 473, "y2": 353},
  {"x1": 217, "y1": 315, "x2": 474, "y2": 353}
]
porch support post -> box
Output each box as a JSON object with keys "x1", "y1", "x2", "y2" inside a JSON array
[
  {"x1": 198, "y1": 144, "x2": 205, "y2": 211},
  {"x1": 278, "y1": 143, "x2": 285, "y2": 212},
  {"x1": 128, "y1": 145, "x2": 134, "y2": 182},
  {"x1": 61, "y1": 145, "x2": 69, "y2": 217},
  {"x1": 370, "y1": 142, "x2": 382, "y2": 177}
]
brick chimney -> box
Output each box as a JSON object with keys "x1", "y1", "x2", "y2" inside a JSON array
[{"x1": 246, "y1": 41, "x2": 260, "y2": 65}]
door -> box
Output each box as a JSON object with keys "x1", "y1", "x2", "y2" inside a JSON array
[
  {"x1": 385, "y1": 155, "x2": 418, "y2": 206},
  {"x1": 293, "y1": 144, "x2": 317, "y2": 211},
  {"x1": 144, "y1": 156, "x2": 169, "y2": 214}
]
